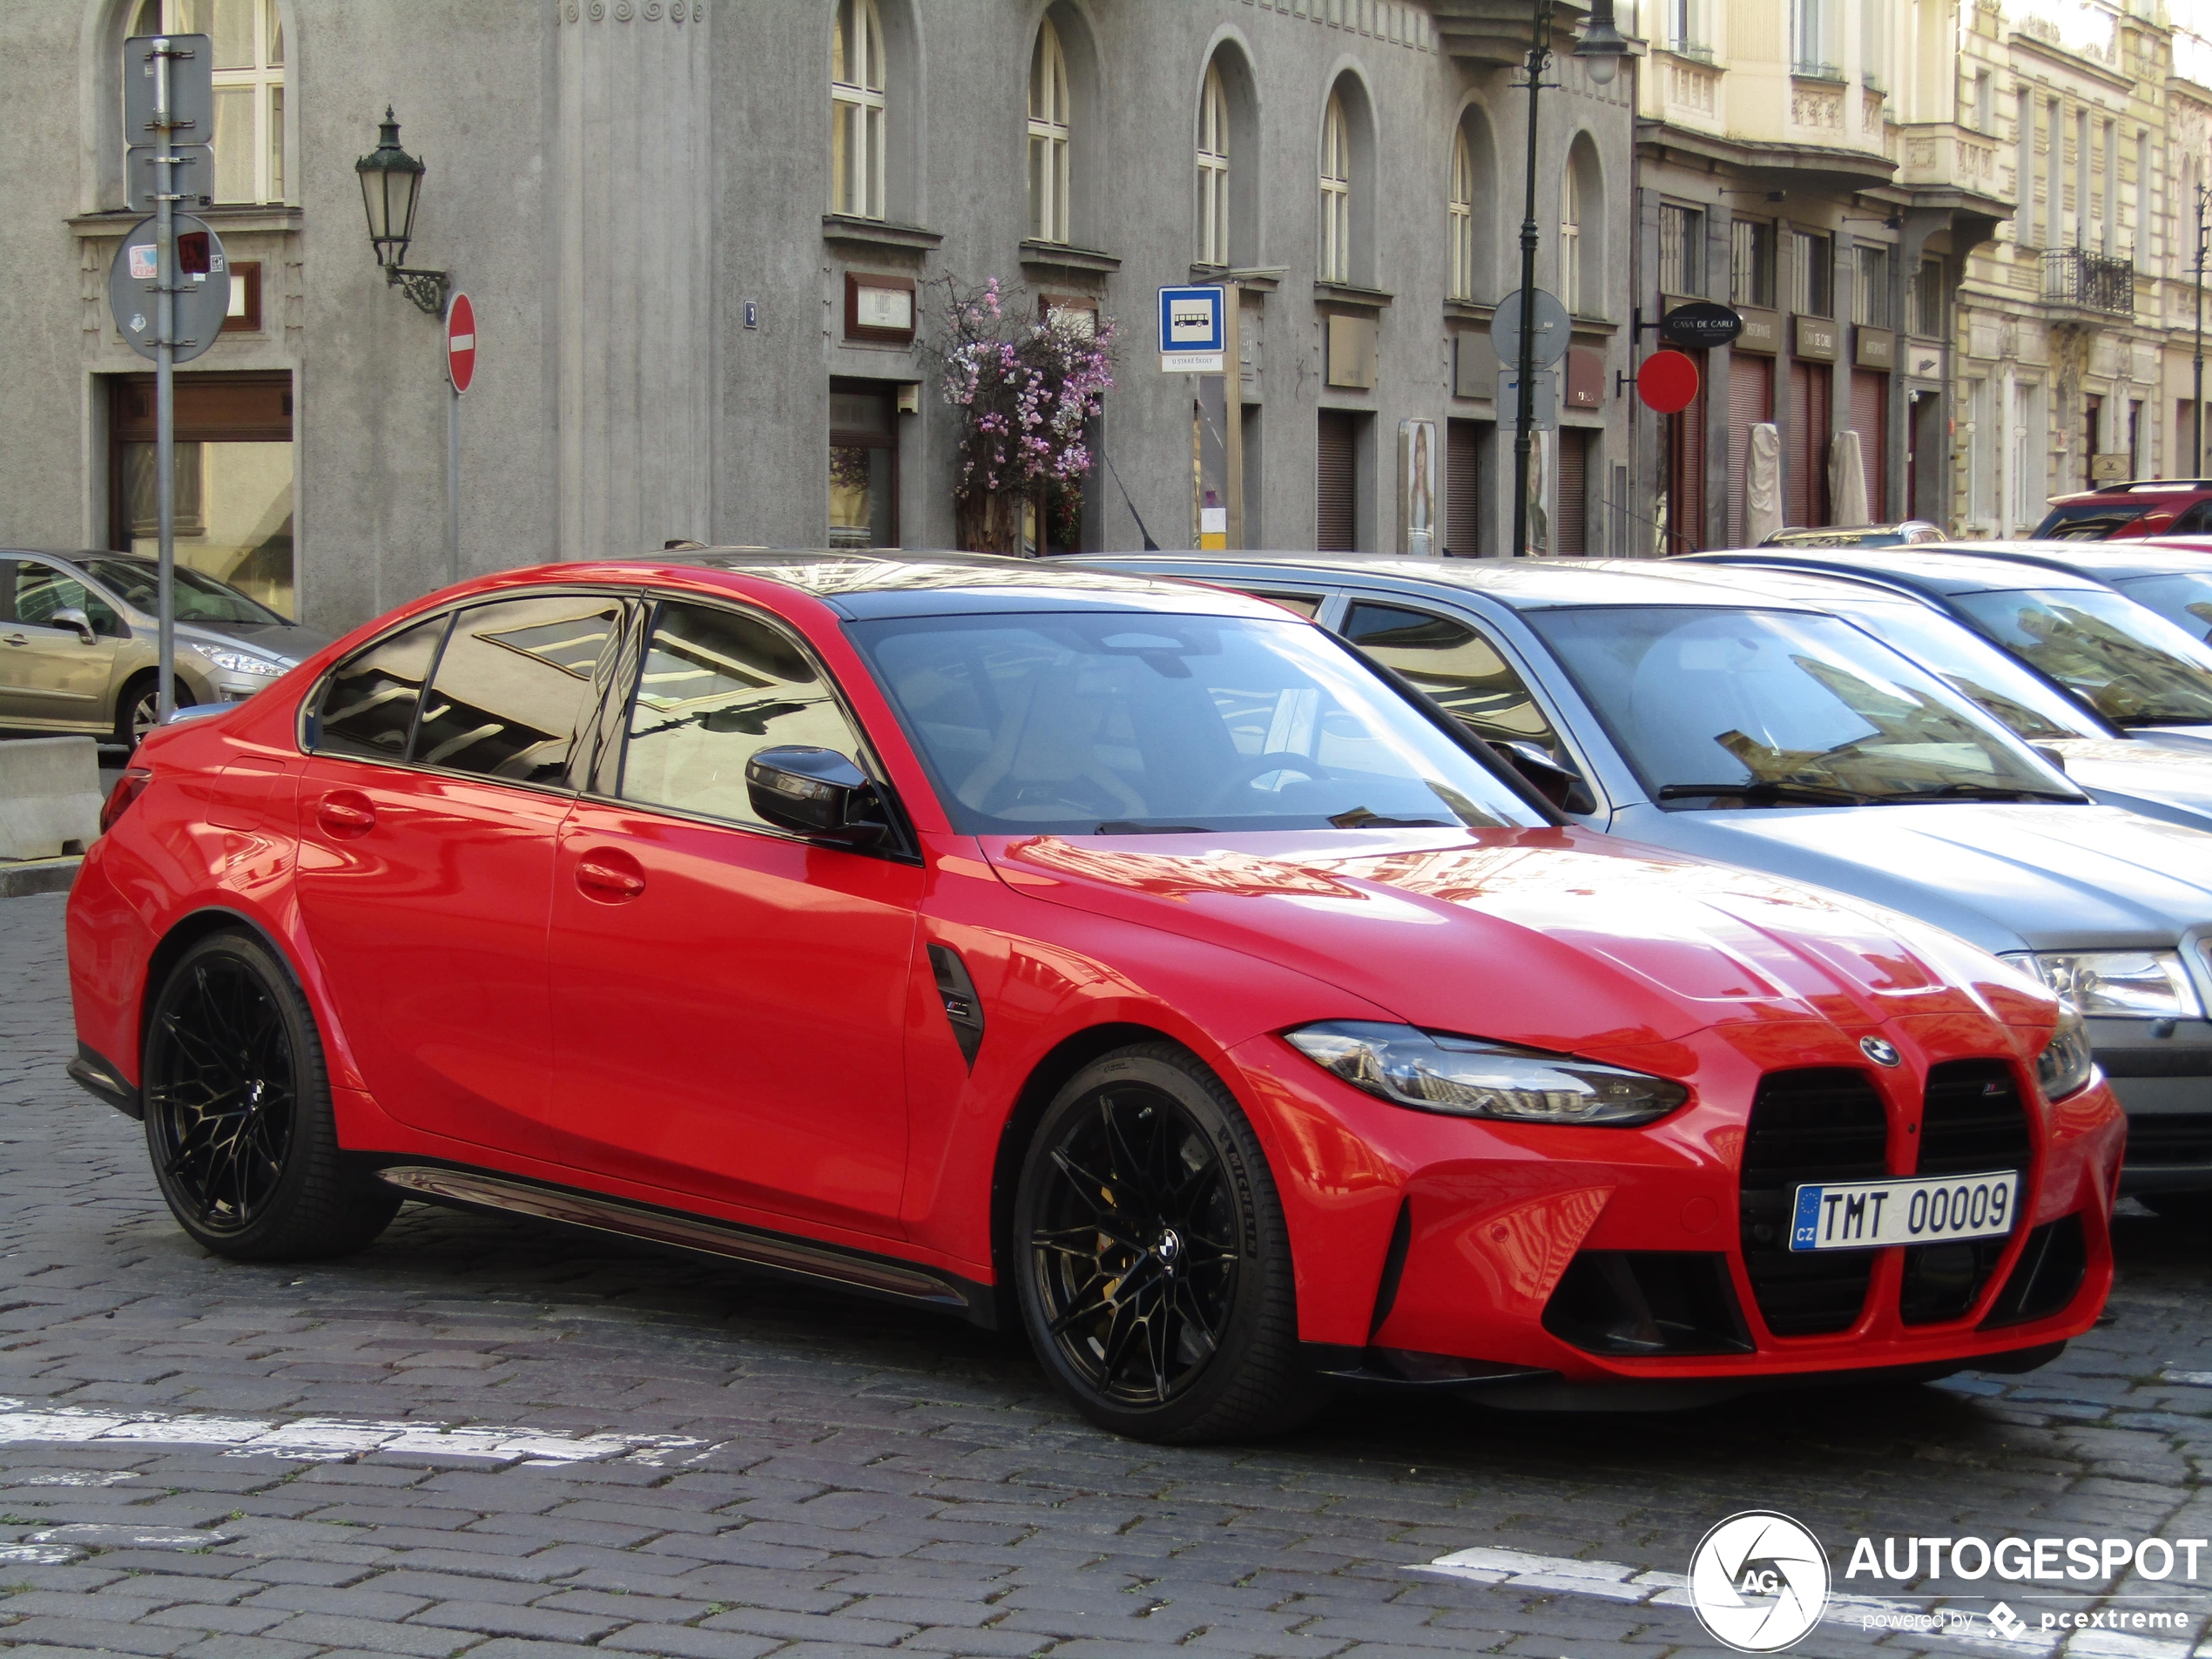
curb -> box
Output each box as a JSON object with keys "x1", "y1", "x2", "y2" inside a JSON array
[{"x1": 0, "y1": 857, "x2": 81, "y2": 900}]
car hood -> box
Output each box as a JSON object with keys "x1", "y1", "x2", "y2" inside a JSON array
[
  {"x1": 2046, "y1": 737, "x2": 2212, "y2": 832},
  {"x1": 1604, "y1": 800, "x2": 2212, "y2": 955},
  {"x1": 172, "y1": 618, "x2": 334, "y2": 666},
  {"x1": 977, "y1": 826, "x2": 2055, "y2": 1055}
]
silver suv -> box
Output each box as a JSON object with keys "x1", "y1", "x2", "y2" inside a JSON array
[{"x1": 0, "y1": 550, "x2": 332, "y2": 748}]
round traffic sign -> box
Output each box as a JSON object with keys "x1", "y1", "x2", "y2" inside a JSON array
[
  {"x1": 446, "y1": 293, "x2": 476, "y2": 394},
  {"x1": 105, "y1": 214, "x2": 230, "y2": 365},
  {"x1": 1490, "y1": 287, "x2": 1572, "y2": 369},
  {"x1": 1637, "y1": 349, "x2": 1701, "y2": 415}
]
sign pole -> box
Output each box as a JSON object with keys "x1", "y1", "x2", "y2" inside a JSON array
[
  {"x1": 152, "y1": 36, "x2": 179, "y2": 726},
  {"x1": 446, "y1": 376, "x2": 460, "y2": 585}
]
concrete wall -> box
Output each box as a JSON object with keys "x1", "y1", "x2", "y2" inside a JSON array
[{"x1": 1, "y1": 0, "x2": 1634, "y2": 634}]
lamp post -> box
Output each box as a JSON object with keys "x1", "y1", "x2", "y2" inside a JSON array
[
  {"x1": 355, "y1": 108, "x2": 448, "y2": 315},
  {"x1": 1510, "y1": 0, "x2": 1631, "y2": 558}
]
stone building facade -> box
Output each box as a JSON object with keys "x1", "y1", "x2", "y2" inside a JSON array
[
  {"x1": 1949, "y1": 0, "x2": 2212, "y2": 537},
  {"x1": 0, "y1": 0, "x2": 1635, "y2": 635}
]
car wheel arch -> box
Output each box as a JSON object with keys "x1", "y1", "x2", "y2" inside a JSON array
[
  {"x1": 138, "y1": 906, "x2": 345, "y2": 1088},
  {"x1": 986, "y1": 1022, "x2": 1259, "y2": 1327}
]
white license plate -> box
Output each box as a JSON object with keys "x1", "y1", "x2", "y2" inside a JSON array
[{"x1": 1789, "y1": 1170, "x2": 2020, "y2": 1251}]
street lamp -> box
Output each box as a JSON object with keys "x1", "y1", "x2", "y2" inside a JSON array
[
  {"x1": 355, "y1": 107, "x2": 448, "y2": 315},
  {"x1": 1510, "y1": 0, "x2": 1635, "y2": 556}
]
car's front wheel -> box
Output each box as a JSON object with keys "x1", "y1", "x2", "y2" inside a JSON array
[
  {"x1": 142, "y1": 931, "x2": 400, "y2": 1260},
  {"x1": 1012, "y1": 1042, "x2": 1325, "y2": 1443},
  {"x1": 115, "y1": 673, "x2": 192, "y2": 751}
]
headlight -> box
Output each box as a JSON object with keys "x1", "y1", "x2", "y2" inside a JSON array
[
  {"x1": 2000, "y1": 949, "x2": 2202, "y2": 1020},
  {"x1": 1284, "y1": 1020, "x2": 1689, "y2": 1127},
  {"x1": 198, "y1": 647, "x2": 285, "y2": 678},
  {"x1": 2036, "y1": 1002, "x2": 2098, "y2": 1103}
]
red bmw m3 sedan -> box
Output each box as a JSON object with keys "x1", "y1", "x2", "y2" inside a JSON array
[{"x1": 66, "y1": 552, "x2": 2122, "y2": 1440}]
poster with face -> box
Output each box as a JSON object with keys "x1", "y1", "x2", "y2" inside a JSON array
[{"x1": 1400, "y1": 418, "x2": 1439, "y2": 556}]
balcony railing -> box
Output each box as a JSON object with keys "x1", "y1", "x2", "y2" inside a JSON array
[{"x1": 2041, "y1": 247, "x2": 2134, "y2": 318}]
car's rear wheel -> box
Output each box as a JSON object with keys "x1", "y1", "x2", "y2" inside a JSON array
[
  {"x1": 143, "y1": 931, "x2": 400, "y2": 1260},
  {"x1": 1012, "y1": 1042, "x2": 1325, "y2": 1443},
  {"x1": 115, "y1": 673, "x2": 191, "y2": 751}
]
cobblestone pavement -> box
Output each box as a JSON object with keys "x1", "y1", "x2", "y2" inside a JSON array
[{"x1": 0, "y1": 890, "x2": 2209, "y2": 1659}]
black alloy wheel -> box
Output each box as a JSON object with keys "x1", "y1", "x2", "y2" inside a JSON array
[
  {"x1": 143, "y1": 932, "x2": 400, "y2": 1260},
  {"x1": 117, "y1": 675, "x2": 190, "y2": 750},
  {"x1": 1014, "y1": 1042, "x2": 1324, "y2": 1442}
]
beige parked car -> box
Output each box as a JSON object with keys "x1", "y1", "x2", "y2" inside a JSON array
[{"x1": 0, "y1": 550, "x2": 331, "y2": 748}]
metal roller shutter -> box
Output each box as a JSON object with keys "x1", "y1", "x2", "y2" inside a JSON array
[
  {"x1": 1447, "y1": 419, "x2": 1482, "y2": 556},
  {"x1": 1556, "y1": 429, "x2": 1589, "y2": 556},
  {"x1": 1668, "y1": 358, "x2": 1706, "y2": 553},
  {"x1": 1317, "y1": 411, "x2": 1358, "y2": 551},
  {"x1": 1786, "y1": 361, "x2": 1831, "y2": 527},
  {"x1": 1851, "y1": 368, "x2": 1888, "y2": 522},
  {"x1": 1728, "y1": 361, "x2": 1775, "y2": 547}
]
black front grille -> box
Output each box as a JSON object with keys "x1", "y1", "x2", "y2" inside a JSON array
[
  {"x1": 2127, "y1": 1114, "x2": 2212, "y2": 1166},
  {"x1": 1903, "y1": 1060, "x2": 2033, "y2": 1325},
  {"x1": 1740, "y1": 1069, "x2": 1889, "y2": 1336}
]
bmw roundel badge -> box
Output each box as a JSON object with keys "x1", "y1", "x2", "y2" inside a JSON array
[{"x1": 1859, "y1": 1036, "x2": 1902, "y2": 1068}]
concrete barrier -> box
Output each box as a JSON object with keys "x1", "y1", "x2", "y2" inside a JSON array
[{"x1": 0, "y1": 737, "x2": 104, "y2": 861}]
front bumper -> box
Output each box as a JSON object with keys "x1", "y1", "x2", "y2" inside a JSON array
[
  {"x1": 1231, "y1": 1015, "x2": 2124, "y2": 1393},
  {"x1": 2085, "y1": 1015, "x2": 2212, "y2": 1194}
]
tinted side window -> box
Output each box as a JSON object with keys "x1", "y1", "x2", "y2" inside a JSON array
[
  {"x1": 310, "y1": 616, "x2": 449, "y2": 761},
  {"x1": 414, "y1": 597, "x2": 620, "y2": 786},
  {"x1": 618, "y1": 601, "x2": 867, "y2": 828},
  {"x1": 1343, "y1": 600, "x2": 1567, "y2": 765},
  {"x1": 14, "y1": 562, "x2": 123, "y2": 637},
  {"x1": 1233, "y1": 589, "x2": 1325, "y2": 618}
]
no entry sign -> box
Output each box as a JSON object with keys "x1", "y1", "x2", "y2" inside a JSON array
[{"x1": 445, "y1": 293, "x2": 476, "y2": 394}]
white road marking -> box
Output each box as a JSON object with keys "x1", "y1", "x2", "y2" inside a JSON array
[
  {"x1": 1414, "y1": 1546, "x2": 2202, "y2": 1659},
  {"x1": 0, "y1": 1398, "x2": 705, "y2": 1467}
]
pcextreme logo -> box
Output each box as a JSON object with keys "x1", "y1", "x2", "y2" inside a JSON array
[{"x1": 1689, "y1": 1511, "x2": 1832, "y2": 1652}]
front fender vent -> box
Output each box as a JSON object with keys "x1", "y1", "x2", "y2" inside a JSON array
[{"x1": 927, "y1": 944, "x2": 985, "y2": 1068}]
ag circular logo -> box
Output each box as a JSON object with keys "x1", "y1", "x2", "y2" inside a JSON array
[
  {"x1": 1859, "y1": 1035, "x2": 1901, "y2": 1067},
  {"x1": 1688, "y1": 1510, "x2": 1831, "y2": 1652}
]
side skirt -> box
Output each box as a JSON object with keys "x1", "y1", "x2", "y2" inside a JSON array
[
  {"x1": 68, "y1": 1042, "x2": 143, "y2": 1121},
  {"x1": 370, "y1": 1162, "x2": 998, "y2": 1329}
]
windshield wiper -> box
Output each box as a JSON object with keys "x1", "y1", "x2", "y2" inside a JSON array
[
  {"x1": 1094, "y1": 821, "x2": 1211, "y2": 834},
  {"x1": 1656, "y1": 781, "x2": 1871, "y2": 806},
  {"x1": 2114, "y1": 715, "x2": 2212, "y2": 728},
  {"x1": 1889, "y1": 784, "x2": 2087, "y2": 804},
  {"x1": 1327, "y1": 806, "x2": 1452, "y2": 829}
]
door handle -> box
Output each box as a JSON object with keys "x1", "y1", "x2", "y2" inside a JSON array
[
  {"x1": 315, "y1": 793, "x2": 376, "y2": 838},
  {"x1": 2, "y1": 634, "x2": 25, "y2": 646},
  {"x1": 575, "y1": 850, "x2": 646, "y2": 902}
]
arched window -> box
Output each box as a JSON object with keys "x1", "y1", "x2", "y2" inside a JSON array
[
  {"x1": 1449, "y1": 131, "x2": 1476, "y2": 300},
  {"x1": 1320, "y1": 92, "x2": 1352, "y2": 284},
  {"x1": 830, "y1": 0, "x2": 887, "y2": 219},
  {"x1": 1562, "y1": 133, "x2": 1604, "y2": 316},
  {"x1": 131, "y1": 0, "x2": 284, "y2": 204},
  {"x1": 1028, "y1": 19, "x2": 1072, "y2": 244},
  {"x1": 1197, "y1": 62, "x2": 1231, "y2": 267}
]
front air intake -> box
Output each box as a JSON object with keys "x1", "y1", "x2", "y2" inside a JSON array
[
  {"x1": 1739, "y1": 1068, "x2": 1888, "y2": 1336},
  {"x1": 1541, "y1": 1251, "x2": 1752, "y2": 1355}
]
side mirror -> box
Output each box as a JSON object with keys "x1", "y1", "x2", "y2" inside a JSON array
[
  {"x1": 745, "y1": 745, "x2": 888, "y2": 845},
  {"x1": 2032, "y1": 744, "x2": 2069, "y2": 775},
  {"x1": 50, "y1": 607, "x2": 95, "y2": 644},
  {"x1": 1495, "y1": 739, "x2": 1596, "y2": 815}
]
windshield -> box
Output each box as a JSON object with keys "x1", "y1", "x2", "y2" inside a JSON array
[
  {"x1": 78, "y1": 558, "x2": 281, "y2": 625},
  {"x1": 2114, "y1": 572, "x2": 2212, "y2": 645},
  {"x1": 1523, "y1": 605, "x2": 2080, "y2": 809},
  {"x1": 1819, "y1": 600, "x2": 2097, "y2": 740},
  {"x1": 849, "y1": 611, "x2": 1545, "y2": 835},
  {"x1": 1947, "y1": 586, "x2": 2212, "y2": 726},
  {"x1": 2032, "y1": 502, "x2": 2150, "y2": 541}
]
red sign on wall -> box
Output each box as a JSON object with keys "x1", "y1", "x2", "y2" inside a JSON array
[{"x1": 445, "y1": 292, "x2": 476, "y2": 395}]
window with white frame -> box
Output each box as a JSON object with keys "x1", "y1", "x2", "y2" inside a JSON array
[
  {"x1": 1320, "y1": 92, "x2": 1351, "y2": 284},
  {"x1": 131, "y1": 0, "x2": 283, "y2": 204},
  {"x1": 1659, "y1": 203, "x2": 1705, "y2": 297},
  {"x1": 1028, "y1": 19, "x2": 1072, "y2": 245},
  {"x1": 1197, "y1": 61, "x2": 1231, "y2": 266},
  {"x1": 830, "y1": 0, "x2": 887, "y2": 220},
  {"x1": 1561, "y1": 165, "x2": 1583, "y2": 313},
  {"x1": 1792, "y1": 0, "x2": 1833, "y2": 77},
  {"x1": 2012, "y1": 380, "x2": 2043, "y2": 526},
  {"x1": 1449, "y1": 128, "x2": 1476, "y2": 301},
  {"x1": 2015, "y1": 90, "x2": 2035, "y2": 245},
  {"x1": 1852, "y1": 242, "x2": 1891, "y2": 328}
]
